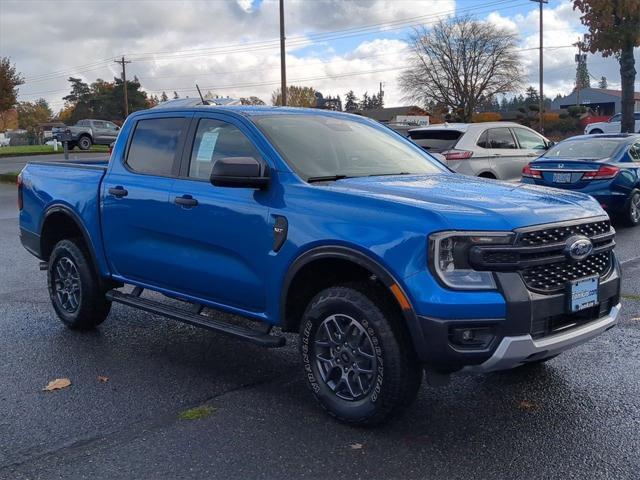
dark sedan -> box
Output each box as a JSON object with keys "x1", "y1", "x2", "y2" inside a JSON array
[{"x1": 522, "y1": 134, "x2": 640, "y2": 227}]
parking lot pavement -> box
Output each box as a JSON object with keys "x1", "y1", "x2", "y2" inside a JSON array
[
  {"x1": 0, "y1": 182, "x2": 639, "y2": 480},
  {"x1": 0, "y1": 153, "x2": 108, "y2": 174}
]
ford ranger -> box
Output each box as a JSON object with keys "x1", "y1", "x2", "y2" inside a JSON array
[{"x1": 18, "y1": 105, "x2": 621, "y2": 425}]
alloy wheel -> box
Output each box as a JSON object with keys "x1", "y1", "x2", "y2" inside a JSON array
[
  {"x1": 631, "y1": 193, "x2": 640, "y2": 224},
  {"x1": 313, "y1": 313, "x2": 377, "y2": 401},
  {"x1": 52, "y1": 256, "x2": 81, "y2": 313}
]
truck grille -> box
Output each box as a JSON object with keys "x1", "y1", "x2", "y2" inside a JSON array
[
  {"x1": 518, "y1": 219, "x2": 611, "y2": 246},
  {"x1": 521, "y1": 251, "x2": 611, "y2": 293},
  {"x1": 469, "y1": 218, "x2": 615, "y2": 294}
]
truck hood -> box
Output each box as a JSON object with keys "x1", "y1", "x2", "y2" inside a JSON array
[{"x1": 328, "y1": 173, "x2": 604, "y2": 230}]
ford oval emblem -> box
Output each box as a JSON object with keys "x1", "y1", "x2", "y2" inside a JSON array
[{"x1": 565, "y1": 235, "x2": 593, "y2": 261}]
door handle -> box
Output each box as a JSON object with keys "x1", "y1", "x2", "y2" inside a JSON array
[
  {"x1": 108, "y1": 186, "x2": 128, "y2": 198},
  {"x1": 174, "y1": 195, "x2": 198, "y2": 207}
]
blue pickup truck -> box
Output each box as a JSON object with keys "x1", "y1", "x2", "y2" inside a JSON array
[{"x1": 18, "y1": 104, "x2": 621, "y2": 425}]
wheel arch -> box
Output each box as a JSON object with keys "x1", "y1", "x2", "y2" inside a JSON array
[
  {"x1": 40, "y1": 205, "x2": 100, "y2": 271},
  {"x1": 280, "y1": 246, "x2": 420, "y2": 338}
]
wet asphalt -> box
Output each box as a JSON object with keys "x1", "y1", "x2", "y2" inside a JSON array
[{"x1": 0, "y1": 182, "x2": 638, "y2": 480}]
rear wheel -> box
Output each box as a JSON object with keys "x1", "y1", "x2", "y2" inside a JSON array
[
  {"x1": 47, "y1": 239, "x2": 110, "y2": 329},
  {"x1": 299, "y1": 284, "x2": 422, "y2": 426},
  {"x1": 78, "y1": 135, "x2": 92, "y2": 150},
  {"x1": 624, "y1": 191, "x2": 640, "y2": 227},
  {"x1": 589, "y1": 128, "x2": 603, "y2": 134}
]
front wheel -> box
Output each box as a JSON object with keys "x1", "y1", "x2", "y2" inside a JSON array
[
  {"x1": 300, "y1": 285, "x2": 422, "y2": 426},
  {"x1": 589, "y1": 129, "x2": 603, "y2": 134},
  {"x1": 47, "y1": 239, "x2": 111, "y2": 329}
]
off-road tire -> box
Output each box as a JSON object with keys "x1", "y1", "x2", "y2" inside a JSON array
[
  {"x1": 300, "y1": 284, "x2": 422, "y2": 426},
  {"x1": 78, "y1": 135, "x2": 92, "y2": 150},
  {"x1": 47, "y1": 239, "x2": 110, "y2": 330}
]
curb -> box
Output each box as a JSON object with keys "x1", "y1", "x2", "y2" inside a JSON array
[{"x1": 0, "y1": 172, "x2": 18, "y2": 183}]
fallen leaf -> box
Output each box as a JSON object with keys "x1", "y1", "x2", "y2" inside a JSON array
[
  {"x1": 350, "y1": 443, "x2": 364, "y2": 450},
  {"x1": 43, "y1": 378, "x2": 71, "y2": 391},
  {"x1": 518, "y1": 399, "x2": 540, "y2": 412},
  {"x1": 97, "y1": 376, "x2": 109, "y2": 383},
  {"x1": 179, "y1": 405, "x2": 217, "y2": 420}
]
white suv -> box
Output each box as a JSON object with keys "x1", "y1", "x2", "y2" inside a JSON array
[
  {"x1": 585, "y1": 112, "x2": 640, "y2": 134},
  {"x1": 407, "y1": 122, "x2": 551, "y2": 181}
]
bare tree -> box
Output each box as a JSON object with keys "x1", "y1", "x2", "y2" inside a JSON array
[{"x1": 400, "y1": 16, "x2": 522, "y2": 122}]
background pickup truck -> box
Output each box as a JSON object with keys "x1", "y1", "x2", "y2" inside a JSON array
[
  {"x1": 18, "y1": 105, "x2": 621, "y2": 426},
  {"x1": 52, "y1": 118, "x2": 120, "y2": 150}
]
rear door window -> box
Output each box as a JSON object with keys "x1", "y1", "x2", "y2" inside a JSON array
[
  {"x1": 407, "y1": 129, "x2": 462, "y2": 152},
  {"x1": 483, "y1": 128, "x2": 517, "y2": 149},
  {"x1": 126, "y1": 117, "x2": 187, "y2": 176}
]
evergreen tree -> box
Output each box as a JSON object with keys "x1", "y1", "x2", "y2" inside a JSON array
[
  {"x1": 525, "y1": 86, "x2": 539, "y2": 104},
  {"x1": 344, "y1": 90, "x2": 358, "y2": 111},
  {"x1": 361, "y1": 92, "x2": 371, "y2": 110},
  {"x1": 598, "y1": 76, "x2": 608, "y2": 89},
  {"x1": 575, "y1": 57, "x2": 591, "y2": 91},
  {"x1": 160, "y1": 91, "x2": 169, "y2": 102},
  {"x1": 173, "y1": 91, "x2": 180, "y2": 99}
]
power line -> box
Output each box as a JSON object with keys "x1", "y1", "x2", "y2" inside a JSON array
[{"x1": 20, "y1": 0, "x2": 524, "y2": 85}]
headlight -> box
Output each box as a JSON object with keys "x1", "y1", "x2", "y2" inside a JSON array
[{"x1": 429, "y1": 231, "x2": 514, "y2": 290}]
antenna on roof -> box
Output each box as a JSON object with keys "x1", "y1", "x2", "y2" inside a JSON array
[{"x1": 195, "y1": 84, "x2": 209, "y2": 105}]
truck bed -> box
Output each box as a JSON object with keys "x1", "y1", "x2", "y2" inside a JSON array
[{"x1": 19, "y1": 160, "x2": 110, "y2": 275}]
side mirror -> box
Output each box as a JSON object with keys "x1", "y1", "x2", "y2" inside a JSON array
[
  {"x1": 210, "y1": 156, "x2": 269, "y2": 189},
  {"x1": 546, "y1": 141, "x2": 555, "y2": 149}
]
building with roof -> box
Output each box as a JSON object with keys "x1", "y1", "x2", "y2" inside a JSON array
[{"x1": 550, "y1": 88, "x2": 640, "y2": 116}]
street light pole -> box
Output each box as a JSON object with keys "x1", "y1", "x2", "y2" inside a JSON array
[
  {"x1": 279, "y1": 0, "x2": 287, "y2": 106},
  {"x1": 530, "y1": 0, "x2": 547, "y2": 134}
]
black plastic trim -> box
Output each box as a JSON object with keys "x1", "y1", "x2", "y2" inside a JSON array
[{"x1": 19, "y1": 228, "x2": 41, "y2": 258}]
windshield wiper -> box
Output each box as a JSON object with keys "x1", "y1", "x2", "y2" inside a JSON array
[
  {"x1": 365, "y1": 172, "x2": 412, "y2": 177},
  {"x1": 306, "y1": 175, "x2": 350, "y2": 183}
]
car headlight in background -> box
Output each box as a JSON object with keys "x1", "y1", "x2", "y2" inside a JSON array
[{"x1": 429, "y1": 232, "x2": 514, "y2": 290}]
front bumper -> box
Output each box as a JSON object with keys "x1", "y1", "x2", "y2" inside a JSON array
[
  {"x1": 412, "y1": 253, "x2": 621, "y2": 372},
  {"x1": 464, "y1": 302, "x2": 620, "y2": 372}
]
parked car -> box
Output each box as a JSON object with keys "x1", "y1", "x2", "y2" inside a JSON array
[
  {"x1": 522, "y1": 133, "x2": 640, "y2": 227},
  {"x1": 18, "y1": 107, "x2": 621, "y2": 426},
  {"x1": 0, "y1": 132, "x2": 10, "y2": 147},
  {"x1": 584, "y1": 112, "x2": 640, "y2": 134},
  {"x1": 52, "y1": 119, "x2": 120, "y2": 150},
  {"x1": 407, "y1": 122, "x2": 552, "y2": 181}
]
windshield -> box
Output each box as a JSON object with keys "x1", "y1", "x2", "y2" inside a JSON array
[
  {"x1": 545, "y1": 139, "x2": 622, "y2": 160},
  {"x1": 253, "y1": 114, "x2": 445, "y2": 180}
]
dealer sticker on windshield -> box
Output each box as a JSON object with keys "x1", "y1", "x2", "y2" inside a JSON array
[{"x1": 569, "y1": 276, "x2": 599, "y2": 312}]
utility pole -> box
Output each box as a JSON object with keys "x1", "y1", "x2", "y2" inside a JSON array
[
  {"x1": 114, "y1": 56, "x2": 131, "y2": 117},
  {"x1": 379, "y1": 82, "x2": 384, "y2": 106},
  {"x1": 530, "y1": 0, "x2": 547, "y2": 134},
  {"x1": 279, "y1": 0, "x2": 287, "y2": 106}
]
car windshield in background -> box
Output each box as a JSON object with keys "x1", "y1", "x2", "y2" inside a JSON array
[
  {"x1": 253, "y1": 115, "x2": 444, "y2": 181},
  {"x1": 407, "y1": 129, "x2": 462, "y2": 152},
  {"x1": 545, "y1": 139, "x2": 622, "y2": 160}
]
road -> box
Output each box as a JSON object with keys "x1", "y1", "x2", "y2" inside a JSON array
[
  {"x1": 0, "y1": 182, "x2": 639, "y2": 480},
  {"x1": 0, "y1": 153, "x2": 108, "y2": 174}
]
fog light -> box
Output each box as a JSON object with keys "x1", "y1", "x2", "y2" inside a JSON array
[{"x1": 450, "y1": 326, "x2": 495, "y2": 349}]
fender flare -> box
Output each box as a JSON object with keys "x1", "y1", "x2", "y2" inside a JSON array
[
  {"x1": 280, "y1": 245, "x2": 421, "y2": 336},
  {"x1": 40, "y1": 204, "x2": 100, "y2": 271}
]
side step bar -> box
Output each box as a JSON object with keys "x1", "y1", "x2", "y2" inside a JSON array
[{"x1": 105, "y1": 290, "x2": 285, "y2": 348}]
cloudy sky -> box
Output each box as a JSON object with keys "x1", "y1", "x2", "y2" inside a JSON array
[{"x1": 1, "y1": 0, "x2": 639, "y2": 113}]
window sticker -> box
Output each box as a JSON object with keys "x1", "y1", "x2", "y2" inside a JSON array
[{"x1": 195, "y1": 130, "x2": 219, "y2": 163}]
